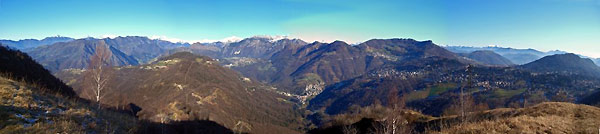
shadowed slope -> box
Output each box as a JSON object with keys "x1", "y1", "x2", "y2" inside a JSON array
[{"x1": 0, "y1": 45, "x2": 75, "y2": 96}]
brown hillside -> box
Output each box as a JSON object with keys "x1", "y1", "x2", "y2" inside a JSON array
[
  {"x1": 57, "y1": 52, "x2": 306, "y2": 134},
  {"x1": 431, "y1": 102, "x2": 600, "y2": 134},
  {"x1": 0, "y1": 74, "x2": 137, "y2": 133}
]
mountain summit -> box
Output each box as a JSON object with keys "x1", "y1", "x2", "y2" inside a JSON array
[{"x1": 520, "y1": 53, "x2": 600, "y2": 77}]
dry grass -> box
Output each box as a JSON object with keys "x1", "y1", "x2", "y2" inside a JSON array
[
  {"x1": 0, "y1": 77, "x2": 138, "y2": 134},
  {"x1": 327, "y1": 104, "x2": 434, "y2": 128},
  {"x1": 434, "y1": 102, "x2": 600, "y2": 134}
]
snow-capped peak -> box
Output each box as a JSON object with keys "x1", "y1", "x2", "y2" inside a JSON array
[{"x1": 251, "y1": 35, "x2": 292, "y2": 42}]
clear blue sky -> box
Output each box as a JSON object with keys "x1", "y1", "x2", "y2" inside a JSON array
[{"x1": 0, "y1": 0, "x2": 599, "y2": 57}]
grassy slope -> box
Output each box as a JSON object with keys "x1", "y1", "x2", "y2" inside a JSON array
[
  {"x1": 311, "y1": 102, "x2": 600, "y2": 134},
  {"x1": 0, "y1": 77, "x2": 137, "y2": 133},
  {"x1": 405, "y1": 83, "x2": 457, "y2": 102},
  {"x1": 433, "y1": 102, "x2": 600, "y2": 134},
  {"x1": 487, "y1": 88, "x2": 526, "y2": 99}
]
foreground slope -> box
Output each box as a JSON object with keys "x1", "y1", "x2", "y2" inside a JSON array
[
  {"x1": 0, "y1": 45, "x2": 137, "y2": 133},
  {"x1": 310, "y1": 102, "x2": 600, "y2": 134},
  {"x1": 58, "y1": 52, "x2": 306, "y2": 134},
  {"x1": 0, "y1": 46, "x2": 75, "y2": 96},
  {"x1": 0, "y1": 77, "x2": 137, "y2": 133},
  {"x1": 434, "y1": 102, "x2": 600, "y2": 134}
]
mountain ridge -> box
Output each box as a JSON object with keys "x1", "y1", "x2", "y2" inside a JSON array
[
  {"x1": 0, "y1": 36, "x2": 74, "y2": 50},
  {"x1": 26, "y1": 39, "x2": 140, "y2": 72},
  {"x1": 458, "y1": 50, "x2": 514, "y2": 66},
  {"x1": 25, "y1": 36, "x2": 190, "y2": 72},
  {"x1": 445, "y1": 46, "x2": 567, "y2": 65},
  {"x1": 520, "y1": 53, "x2": 600, "y2": 77}
]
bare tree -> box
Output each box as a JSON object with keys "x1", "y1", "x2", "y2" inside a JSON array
[
  {"x1": 85, "y1": 42, "x2": 113, "y2": 109},
  {"x1": 460, "y1": 65, "x2": 474, "y2": 123},
  {"x1": 377, "y1": 89, "x2": 410, "y2": 134}
]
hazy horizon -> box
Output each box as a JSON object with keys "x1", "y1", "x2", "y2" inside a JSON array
[
  {"x1": 1, "y1": 0, "x2": 598, "y2": 57},
  {"x1": 2, "y1": 34, "x2": 596, "y2": 59}
]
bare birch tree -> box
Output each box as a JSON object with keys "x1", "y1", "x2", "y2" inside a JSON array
[
  {"x1": 376, "y1": 88, "x2": 410, "y2": 134},
  {"x1": 460, "y1": 65, "x2": 474, "y2": 123},
  {"x1": 85, "y1": 42, "x2": 113, "y2": 109}
]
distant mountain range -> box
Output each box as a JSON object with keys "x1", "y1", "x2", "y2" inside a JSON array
[
  {"x1": 457, "y1": 50, "x2": 514, "y2": 66},
  {"x1": 24, "y1": 36, "x2": 189, "y2": 72},
  {"x1": 3, "y1": 36, "x2": 600, "y2": 133},
  {"x1": 26, "y1": 39, "x2": 140, "y2": 71},
  {"x1": 5, "y1": 36, "x2": 596, "y2": 73},
  {"x1": 445, "y1": 46, "x2": 567, "y2": 65},
  {"x1": 0, "y1": 36, "x2": 74, "y2": 50},
  {"x1": 6, "y1": 36, "x2": 596, "y2": 94}
]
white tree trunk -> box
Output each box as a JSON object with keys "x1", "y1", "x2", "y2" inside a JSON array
[
  {"x1": 392, "y1": 118, "x2": 397, "y2": 134},
  {"x1": 88, "y1": 43, "x2": 111, "y2": 110}
]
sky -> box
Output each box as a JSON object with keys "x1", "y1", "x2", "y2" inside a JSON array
[{"x1": 0, "y1": 0, "x2": 599, "y2": 57}]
